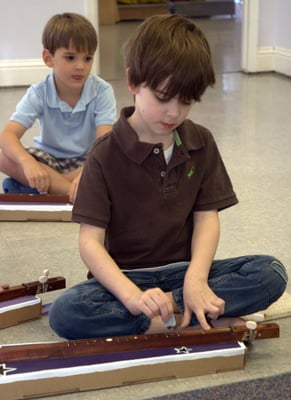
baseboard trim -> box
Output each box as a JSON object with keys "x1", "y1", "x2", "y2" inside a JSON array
[
  {"x1": 256, "y1": 47, "x2": 275, "y2": 72},
  {"x1": 0, "y1": 59, "x2": 48, "y2": 87},
  {"x1": 274, "y1": 47, "x2": 291, "y2": 77},
  {"x1": 257, "y1": 46, "x2": 291, "y2": 76}
]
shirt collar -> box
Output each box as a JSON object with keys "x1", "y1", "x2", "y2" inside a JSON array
[
  {"x1": 113, "y1": 107, "x2": 205, "y2": 165},
  {"x1": 46, "y1": 73, "x2": 96, "y2": 112}
]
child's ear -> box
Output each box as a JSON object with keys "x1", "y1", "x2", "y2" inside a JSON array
[
  {"x1": 42, "y1": 49, "x2": 54, "y2": 68},
  {"x1": 126, "y1": 68, "x2": 139, "y2": 95}
]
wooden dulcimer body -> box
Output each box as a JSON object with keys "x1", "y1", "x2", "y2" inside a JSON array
[
  {"x1": 0, "y1": 322, "x2": 279, "y2": 363},
  {"x1": 0, "y1": 276, "x2": 66, "y2": 302},
  {"x1": 0, "y1": 193, "x2": 72, "y2": 221},
  {"x1": 0, "y1": 193, "x2": 70, "y2": 204}
]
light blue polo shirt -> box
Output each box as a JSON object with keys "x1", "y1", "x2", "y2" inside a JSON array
[{"x1": 10, "y1": 73, "x2": 116, "y2": 158}]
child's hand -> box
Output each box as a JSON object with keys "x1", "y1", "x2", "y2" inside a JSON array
[
  {"x1": 23, "y1": 159, "x2": 50, "y2": 193},
  {"x1": 127, "y1": 287, "x2": 174, "y2": 324},
  {"x1": 181, "y1": 279, "x2": 225, "y2": 330}
]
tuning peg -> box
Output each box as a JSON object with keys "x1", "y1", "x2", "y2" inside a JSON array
[
  {"x1": 39, "y1": 275, "x2": 48, "y2": 284},
  {"x1": 1, "y1": 284, "x2": 9, "y2": 290},
  {"x1": 244, "y1": 320, "x2": 258, "y2": 341},
  {"x1": 246, "y1": 320, "x2": 257, "y2": 330},
  {"x1": 38, "y1": 269, "x2": 50, "y2": 293}
]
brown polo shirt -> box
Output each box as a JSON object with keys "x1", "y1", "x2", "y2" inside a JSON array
[{"x1": 73, "y1": 106, "x2": 238, "y2": 269}]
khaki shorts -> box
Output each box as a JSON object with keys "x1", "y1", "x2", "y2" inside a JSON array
[{"x1": 27, "y1": 147, "x2": 87, "y2": 174}]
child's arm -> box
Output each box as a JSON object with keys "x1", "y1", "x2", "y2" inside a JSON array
[
  {"x1": 0, "y1": 120, "x2": 31, "y2": 164},
  {"x1": 181, "y1": 210, "x2": 225, "y2": 330},
  {"x1": 68, "y1": 124, "x2": 112, "y2": 202},
  {"x1": 79, "y1": 223, "x2": 173, "y2": 323},
  {"x1": 0, "y1": 121, "x2": 50, "y2": 192},
  {"x1": 96, "y1": 124, "x2": 113, "y2": 139}
]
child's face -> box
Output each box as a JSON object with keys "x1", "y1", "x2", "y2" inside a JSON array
[
  {"x1": 43, "y1": 44, "x2": 94, "y2": 94},
  {"x1": 128, "y1": 79, "x2": 193, "y2": 143}
]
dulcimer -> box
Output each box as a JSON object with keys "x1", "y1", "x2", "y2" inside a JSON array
[
  {"x1": 0, "y1": 193, "x2": 70, "y2": 204},
  {"x1": 0, "y1": 276, "x2": 66, "y2": 302},
  {"x1": 0, "y1": 322, "x2": 279, "y2": 363}
]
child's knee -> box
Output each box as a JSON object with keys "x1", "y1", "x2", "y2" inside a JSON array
[
  {"x1": 268, "y1": 257, "x2": 288, "y2": 293},
  {"x1": 48, "y1": 294, "x2": 74, "y2": 338}
]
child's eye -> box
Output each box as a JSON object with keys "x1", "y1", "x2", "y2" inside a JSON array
[
  {"x1": 155, "y1": 94, "x2": 192, "y2": 106},
  {"x1": 85, "y1": 56, "x2": 93, "y2": 62},
  {"x1": 181, "y1": 99, "x2": 193, "y2": 106},
  {"x1": 64, "y1": 55, "x2": 75, "y2": 61},
  {"x1": 155, "y1": 94, "x2": 170, "y2": 103}
]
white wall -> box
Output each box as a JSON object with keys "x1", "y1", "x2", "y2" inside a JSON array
[
  {"x1": 273, "y1": 0, "x2": 291, "y2": 75},
  {"x1": 258, "y1": 0, "x2": 276, "y2": 46},
  {"x1": 273, "y1": 0, "x2": 291, "y2": 49},
  {"x1": 242, "y1": 0, "x2": 291, "y2": 76},
  {"x1": 2, "y1": 0, "x2": 291, "y2": 85},
  {"x1": 0, "y1": 0, "x2": 99, "y2": 86}
]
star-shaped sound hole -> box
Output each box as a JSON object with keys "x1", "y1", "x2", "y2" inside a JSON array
[
  {"x1": 174, "y1": 346, "x2": 192, "y2": 354},
  {"x1": 0, "y1": 363, "x2": 16, "y2": 376}
]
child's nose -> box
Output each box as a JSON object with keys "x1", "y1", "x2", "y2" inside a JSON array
[
  {"x1": 166, "y1": 101, "x2": 180, "y2": 117},
  {"x1": 75, "y1": 60, "x2": 85, "y2": 70}
]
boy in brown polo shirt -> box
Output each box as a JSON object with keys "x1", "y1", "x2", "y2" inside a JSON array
[{"x1": 49, "y1": 14, "x2": 287, "y2": 339}]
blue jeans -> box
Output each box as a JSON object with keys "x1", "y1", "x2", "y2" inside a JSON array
[{"x1": 49, "y1": 255, "x2": 288, "y2": 339}]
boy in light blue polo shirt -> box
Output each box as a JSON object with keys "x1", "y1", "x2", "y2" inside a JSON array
[{"x1": 0, "y1": 13, "x2": 116, "y2": 203}]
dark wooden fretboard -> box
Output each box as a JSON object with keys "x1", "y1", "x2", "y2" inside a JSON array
[
  {"x1": 0, "y1": 193, "x2": 70, "y2": 204},
  {"x1": 0, "y1": 276, "x2": 66, "y2": 302},
  {"x1": 0, "y1": 323, "x2": 279, "y2": 363}
]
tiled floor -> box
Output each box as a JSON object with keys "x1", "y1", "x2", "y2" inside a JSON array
[{"x1": 0, "y1": 5, "x2": 290, "y2": 400}]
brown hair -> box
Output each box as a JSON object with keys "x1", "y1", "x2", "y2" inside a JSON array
[
  {"x1": 124, "y1": 14, "x2": 215, "y2": 102},
  {"x1": 42, "y1": 13, "x2": 97, "y2": 55}
]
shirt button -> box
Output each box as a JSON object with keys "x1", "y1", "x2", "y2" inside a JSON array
[
  {"x1": 153, "y1": 148, "x2": 160, "y2": 155},
  {"x1": 161, "y1": 171, "x2": 166, "y2": 177}
]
